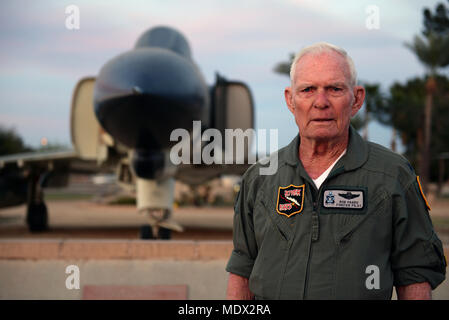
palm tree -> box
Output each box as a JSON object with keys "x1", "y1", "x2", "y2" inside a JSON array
[
  {"x1": 273, "y1": 53, "x2": 295, "y2": 76},
  {"x1": 361, "y1": 83, "x2": 386, "y2": 141},
  {"x1": 405, "y1": 32, "x2": 449, "y2": 192}
]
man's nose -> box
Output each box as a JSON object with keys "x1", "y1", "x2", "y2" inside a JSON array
[{"x1": 313, "y1": 89, "x2": 329, "y2": 109}]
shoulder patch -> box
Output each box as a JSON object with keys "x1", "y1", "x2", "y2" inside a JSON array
[{"x1": 416, "y1": 176, "x2": 431, "y2": 211}]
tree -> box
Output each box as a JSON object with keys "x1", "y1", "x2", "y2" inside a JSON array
[
  {"x1": 405, "y1": 1, "x2": 449, "y2": 192},
  {"x1": 380, "y1": 76, "x2": 449, "y2": 185},
  {"x1": 273, "y1": 52, "x2": 295, "y2": 77},
  {"x1": 0, "y1": 126, "x2": 32, "y2": 156},
  {"x1": 385, "y1": 78, "x2": 427, "y2": 166},
  {"x1": 423, "y1": 1, "x2": 449, "y2": 37},
  {"x1": 358, "y1": 82, "x2": 387, "y2": 141}
]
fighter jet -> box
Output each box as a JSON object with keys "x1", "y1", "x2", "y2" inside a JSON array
[{"x1": 0, "y1": 26, "x2": 254, "y2": 239}]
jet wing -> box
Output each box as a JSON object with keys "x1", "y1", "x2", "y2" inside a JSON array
[
  {"x1": 0, "y1": 149, "x2": 110, "y2": 174},
  {"x1": 0, "y1": 148, "x2": 116, "y2": 210},
  {"x1": 0, "y1": 149, "x2": 77, "y2": 168}
]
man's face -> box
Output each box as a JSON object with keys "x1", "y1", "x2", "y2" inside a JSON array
[{"x1": 284, "y1": 51, "x2": 365, "y2": 142}]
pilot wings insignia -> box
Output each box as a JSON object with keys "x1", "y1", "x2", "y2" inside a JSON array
[{"x1": 338, "y1": 192, "x2": 360, "y2": 200}]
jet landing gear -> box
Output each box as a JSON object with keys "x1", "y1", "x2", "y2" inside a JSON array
[
  {"x1": 27, "y1": 202, "x2": 48, "y2": 232},
  {"x1": 139, "y1": 209, "x2": 183, "y2": 240},
  {"x1": 139, "y1": 225, "x2": 172, "y2": 240},
  {"x1": 26, "y1": 172, "x2": 49, "y2": 232},
  {"x1": 136, "y1": 177, "x2": 183, "y2": 240}
]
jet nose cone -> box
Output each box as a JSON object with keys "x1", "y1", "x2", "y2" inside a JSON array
[
  {"x1": 93, "y1": 47, "x2": 209, "y2": 150},
  {"x1": 134, "y1": 26, "x2": 192, "y2": 59}
]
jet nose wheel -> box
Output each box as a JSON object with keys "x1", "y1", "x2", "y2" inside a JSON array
[
  {"x1": 158, "y1": 227, "x2": 172, "y2": 240},
  {"x1": 27, "y1": 202, "x2": 48, "y2": 232},
  {"x1": 140, "y1": 225, "x2": 154, "y2": 239},
  {"x1": 139, "y1": 225, "x2": 173, "y2": 240}
]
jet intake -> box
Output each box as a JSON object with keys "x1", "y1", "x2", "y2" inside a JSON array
[{"x1": 93, "y1": 27, "x2": 210, "y2": 151}]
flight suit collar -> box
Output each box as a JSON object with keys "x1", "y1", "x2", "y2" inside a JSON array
[
  {"x1": 284, "y1": 126, "x2": 369, "y2": 172},
  {"x1": 344, "y1": 126, "x2": 369, "y2": 171}
]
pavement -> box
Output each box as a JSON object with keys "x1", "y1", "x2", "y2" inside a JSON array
[
  {"x1": 0, "y1": 201, "x2": 234, "y2": 240},
  {"x1": 0, "y1": 240, "x2": 232, "y2": 299},
  {"x1": 0, "y1": 201, "x2": 235, "y2": 299},
  {"x1": 0, "y1": 239, "x2": 447, "y2": 300}
]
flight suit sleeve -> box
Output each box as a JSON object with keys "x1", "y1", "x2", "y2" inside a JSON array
[
  {"x1": 391, "y1": 177, "x2": 447, "y2": 289},
  {"x1": 225, "y1": 175, "x2": 259, "y2": 279}
]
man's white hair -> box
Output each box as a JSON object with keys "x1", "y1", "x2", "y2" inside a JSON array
[{"x1": 289, "y1": 42, "x2": 357, "y2": 87}]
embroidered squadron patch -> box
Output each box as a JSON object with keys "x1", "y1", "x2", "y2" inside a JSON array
[
  {"x1": 276, "y1": 184, "x2": 305, "y2": 217},
  {"x1": 323, "y1": 189, "x2": 364, "y2": 209}
]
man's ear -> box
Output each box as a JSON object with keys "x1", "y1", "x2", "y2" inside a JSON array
[
  {"x1": 351, "y1": 85, "x2": 365, "y2": 117},
  {"x1": 284, "y1": 87, "x2": 295, "y2": 114}
]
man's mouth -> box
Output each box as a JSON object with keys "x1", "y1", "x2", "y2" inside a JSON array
[{"x1": 311, "y1": 118, "x2": 334, "y2": 122}]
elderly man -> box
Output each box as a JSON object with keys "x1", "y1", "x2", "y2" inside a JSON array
[{"x1": 225, "y1": 42, "x2": 446, "y2": 300}]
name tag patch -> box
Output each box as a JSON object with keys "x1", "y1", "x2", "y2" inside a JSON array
[{"x1": 323, "y1": 189, "x2": 364, "y2": 209}]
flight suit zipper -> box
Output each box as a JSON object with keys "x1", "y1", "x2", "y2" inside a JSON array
[
  {"x1": 302, "y1": 167, "x2": 343, "y2": 299},
  {"x1": 303, "y1": 183, "x2": 322, "y2": 299}
]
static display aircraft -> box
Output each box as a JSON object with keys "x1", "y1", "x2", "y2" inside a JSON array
[{"x1": 0, "y1": 26, "x2": 254, "y2": 239}]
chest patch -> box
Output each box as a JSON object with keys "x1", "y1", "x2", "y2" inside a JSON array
[
  {"x1": 323, "y1": 189, "x2": 365, "y2": 209},
  {"x1": 276, "y1": 184, "x2": 305, "y2": 217}
]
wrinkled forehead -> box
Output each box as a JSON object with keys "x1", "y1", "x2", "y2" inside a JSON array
[{"x1": 293, "y1": 51, "x2": 352, "y2": 86}]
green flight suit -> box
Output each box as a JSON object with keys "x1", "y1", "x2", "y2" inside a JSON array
[{"x1": 226, "y1": 126, "x2": 446, "y2": 299}]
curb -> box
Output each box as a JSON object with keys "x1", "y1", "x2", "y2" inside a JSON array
[{"x1": 0, "y1": 239, "x2": 233, "y2": 261}]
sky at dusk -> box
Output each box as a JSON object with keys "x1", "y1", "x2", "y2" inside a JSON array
[{"x1": 0, "y1": 0, "x2": 444, "y2": 151}]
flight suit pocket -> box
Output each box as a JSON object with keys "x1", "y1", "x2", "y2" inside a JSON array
[
  {"x1": 249, "y1": 194, "x2": 290, "y2": 299},
  {"x1": 259, "y1": 193, "x2": 292, "y2": 243},
  {"x1": 335, "y1": 189, "x2": 389, "y2": 244},
  {"x1": 248, "y1": 214, "x2": 287, "y2": 299},
  {"x1": 423, "y1": 231, "x2": 447, "y2": 272}
]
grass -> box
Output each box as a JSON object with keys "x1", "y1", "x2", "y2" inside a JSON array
[{"x1": 107, "y1": 196, "x2": 136, "y2": 205}]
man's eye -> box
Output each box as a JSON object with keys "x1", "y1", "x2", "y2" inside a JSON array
[
  {"x1": 302, "y1": 87, "x2": 312, "y2": 92},
  {"x1": 332, "y1": 87, "x2": 342, "y2": 91}
]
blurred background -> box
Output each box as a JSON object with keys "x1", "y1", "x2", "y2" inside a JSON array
[
  {"x1": 2, "y1": 0, "x2": 449, "y2": 193},
  {"x1": 0, "y1": 0, "x2": 449, "y2": 300}
]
